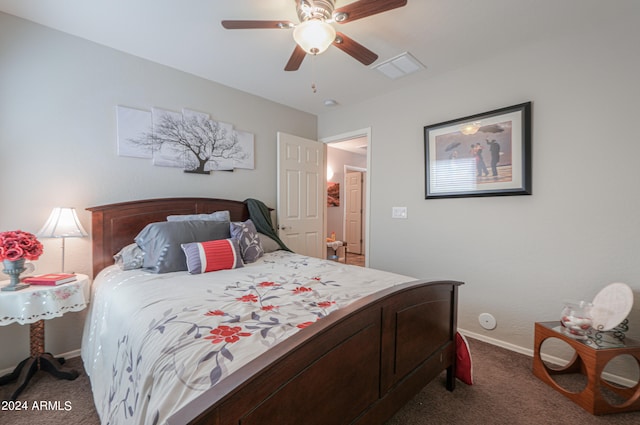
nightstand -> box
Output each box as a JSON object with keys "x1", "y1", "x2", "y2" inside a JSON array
[
  {"x1": 0, "y1": 274, "x2": 90, "y2": 400},
  {"x1": 326, "y1": 240, "x2": 347, "y2": 263},
  {"x1": 533, "y1": 321, "x2": 640, "y2": 415}
]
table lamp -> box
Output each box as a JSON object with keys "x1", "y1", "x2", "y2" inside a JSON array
[{"x1": 37, "y1": 207, "x2": 88, "y2": 272}]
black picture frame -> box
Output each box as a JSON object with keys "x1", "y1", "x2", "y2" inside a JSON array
[{"x1": 424, "y1": 102, "x2": 532, "y2": 199}]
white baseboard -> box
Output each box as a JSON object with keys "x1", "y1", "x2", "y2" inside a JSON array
[
  {"x1": 0, "y1": 348, "x2": 81, "y2": 376},
  {"x1": 458, "y1": 328, "x2": 636, "y2": 388},
  {"x1": 459, "y1": 328, "x2": 534, "y2": 357}
]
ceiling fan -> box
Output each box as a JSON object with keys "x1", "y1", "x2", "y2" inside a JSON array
[{"x1": 221, "y1": 0, "x2": 408, "y2": 71}]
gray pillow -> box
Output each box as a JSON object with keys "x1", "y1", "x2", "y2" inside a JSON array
[
  {"x1": 230, "y1": 219, "x2": 264, "y2": 263},
  {"x1": 166, "y1": 210, "x2": 230, "y2": 222},
  {"x1": 258, "y1": 233, "x2": 281, "y2": 253},
  {"x1": 135, "y1": 220, "x2": 231, "y2": 273},
  {"x1": 113, "y1": 243, "x2": 144, "y2": 270}
]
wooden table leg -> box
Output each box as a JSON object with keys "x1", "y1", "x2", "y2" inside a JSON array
[{"x1": 0, "y1": 320, "x2": 79, "y2": 400}]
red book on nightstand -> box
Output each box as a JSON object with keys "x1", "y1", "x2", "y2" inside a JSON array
[{"x1": 23, "y1": 273, "x2": 77, "y2": 285}]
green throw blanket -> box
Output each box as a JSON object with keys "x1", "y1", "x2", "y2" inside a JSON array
[{"x1": 244, "y1": 198, "x2": 292, "y2": 252}]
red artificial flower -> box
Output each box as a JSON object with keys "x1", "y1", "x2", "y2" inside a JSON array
[
  {"x1": 4, "y1": 247, "x2": 24, "y2": 261},
  {"x1": 292, "y1": 286, "x2": 313, "y2": 295},
  {"x1": 236, "y1": 294, "x2": 258, "y2": 303},
  {"x1": 205, "y1": 309, "x2": 225, "y2": 316},
  {"x1": 205, "y1": 325, "x2": 251, "y2": 344},
  {"x1": 0, "y1": 230, "x2": 43, "y2": 261}
]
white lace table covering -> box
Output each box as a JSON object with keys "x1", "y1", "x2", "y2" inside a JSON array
[
  {"x1": 326, "y1": 240, "x2": 344, "y2": 250},
  {"x1": 0, "y1": 274, "x2": 90, "y2": 325}
]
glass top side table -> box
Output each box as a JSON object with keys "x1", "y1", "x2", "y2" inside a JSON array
[{"x1": 533, "y1": 321, "x2": 640, "y2": 415}]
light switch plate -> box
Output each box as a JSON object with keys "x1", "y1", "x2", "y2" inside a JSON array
[{"x1": 392, "y1": 207, "x2": 408, "y2": 219}]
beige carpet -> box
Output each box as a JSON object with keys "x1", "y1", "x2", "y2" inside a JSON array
[
  {"x1": 386, "y1": 338, "x2": 640, "y2": 425},
  {"x1": 0, "y1": 356, "x2": 99, "y2": 425},
  {"x1": 1, "y1": 338, "x2": 639, "y2": 425}
]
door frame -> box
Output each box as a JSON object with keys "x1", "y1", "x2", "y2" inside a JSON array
[{"x1": 320, "y1": 128, "x2": 371, "y2": 267}]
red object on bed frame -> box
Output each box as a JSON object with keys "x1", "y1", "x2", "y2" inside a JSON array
[{"x1": 87, "y1": 197, "x2": 462, "y2": 425}]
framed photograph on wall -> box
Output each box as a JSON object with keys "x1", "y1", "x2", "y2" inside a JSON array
[
  {"x1": 327, "y1": 182, "x2": 340, "y2": 207},
  {"x1": 424, "y1": 102, "x2": 531, "y2": 199}
]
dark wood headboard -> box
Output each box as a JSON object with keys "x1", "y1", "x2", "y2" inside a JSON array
[{"x1": 86, "y1": 197, "x2": 250, "y2": 277}]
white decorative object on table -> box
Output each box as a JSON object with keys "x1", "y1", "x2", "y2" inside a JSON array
[
  {"x1": 560, "y1": 300, "x2": 593, "y2": 339},
  {"x1": 590, "y1": 282, "x2": 634, "y2": 332}
]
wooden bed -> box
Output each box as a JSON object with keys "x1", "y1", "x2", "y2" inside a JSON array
[{"x1": 87, "y1": 197, "x2": 462, "y2": 425}]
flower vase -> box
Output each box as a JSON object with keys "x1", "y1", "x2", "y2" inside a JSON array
[{"x1": 2, "y1": 258, "x2": 30, "y2": 291}]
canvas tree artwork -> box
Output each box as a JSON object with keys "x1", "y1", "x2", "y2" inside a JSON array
[{"x1": 116, "y1": 105, "x2": 255, "y2": 174}]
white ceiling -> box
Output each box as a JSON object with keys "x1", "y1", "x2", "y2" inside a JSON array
[
  {"x1": 330, "y1": 136, "x2": 368, "y2": 155},
  {"x1": 0, "y1": 0, "x2": 629, "y2": 115}
]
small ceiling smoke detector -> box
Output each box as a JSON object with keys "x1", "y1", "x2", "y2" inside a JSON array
[
  {"x1": 323, "y1": 99, "x2": 339, "y2": 107},
  {"x1": 373, "y1": 52, "x2": 426, "y2": 80}
]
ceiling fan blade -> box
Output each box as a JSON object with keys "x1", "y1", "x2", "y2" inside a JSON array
[
  {"x1": 221, "y1": 20, "x2": 295, "y2": 29},
  {"x1": 334, "y1": 0, "x2": 407, "y2": 24},
  {"x1": 333, "y1": 32, "x2": 378, "y2": 65},
  {"x1": 285, "y1": 45, "x2": 307, "y2": 71}
]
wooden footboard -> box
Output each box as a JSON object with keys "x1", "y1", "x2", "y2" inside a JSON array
[{"x1": 168, "y1": 280, "x2": 461, "y2": 425}]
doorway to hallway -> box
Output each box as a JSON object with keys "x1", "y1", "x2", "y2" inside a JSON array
[{"x1": 323, "y1": 128, "x2": 370, "y2": 267}]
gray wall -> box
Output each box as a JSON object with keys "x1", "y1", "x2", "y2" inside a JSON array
[
  {"x1": 0, "y1": 13, "x2": 316, "y2": 371},
  {"x1": 318, "y1": 11, "x2": 640, "y2": 353}
]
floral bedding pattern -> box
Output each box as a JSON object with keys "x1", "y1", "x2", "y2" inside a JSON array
[{"x1": 81, "y1": 251, "x2": 414, "y2": 425}]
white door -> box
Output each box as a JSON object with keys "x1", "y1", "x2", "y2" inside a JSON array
[
  {"x1": 277, "y1": 132, "x2": 325, "y2": 258},
  {"x1": 345, "y1": 171, "x2": 363, "y2": 254}
]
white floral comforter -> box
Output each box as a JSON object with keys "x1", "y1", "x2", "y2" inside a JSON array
[{"x1": 81, "y1": 251, "x2": 415, "y2": 425}]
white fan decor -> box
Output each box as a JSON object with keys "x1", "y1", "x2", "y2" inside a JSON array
[{"x1": 590, "y1": 282, "x2": 634, "y2": 332}]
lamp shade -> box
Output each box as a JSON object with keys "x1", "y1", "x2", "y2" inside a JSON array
[
  {"x1": 293, "y1": 19, "x2": 336, "y2": 55},
  {"x1": 37, "y1": 207, "x2": 88, "y2": 239}
]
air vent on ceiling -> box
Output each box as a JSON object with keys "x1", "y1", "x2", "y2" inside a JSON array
[{"x1": 373, "y1": 52, "x2": 426, "y2": 80}]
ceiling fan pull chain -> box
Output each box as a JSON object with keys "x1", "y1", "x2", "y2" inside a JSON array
[{"x1": 311, "y1": 54, "x2": 317, "y2": 93}]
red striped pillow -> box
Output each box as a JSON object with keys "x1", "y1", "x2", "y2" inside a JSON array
[{"x1": 181, "y1": 239, "x2": 243, "y2": 274}]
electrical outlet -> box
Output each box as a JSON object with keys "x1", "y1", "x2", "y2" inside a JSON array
[{"x1": 392, "y1": 207, "x2": 407, "y2": 219}]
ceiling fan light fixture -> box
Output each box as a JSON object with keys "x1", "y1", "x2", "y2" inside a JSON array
[
  {"x1": 293, "y1": 19, "x2": 336, "y2": 55},
  {"x1": 333, "y1": 12, "x2": 348, "y2": 22}
]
